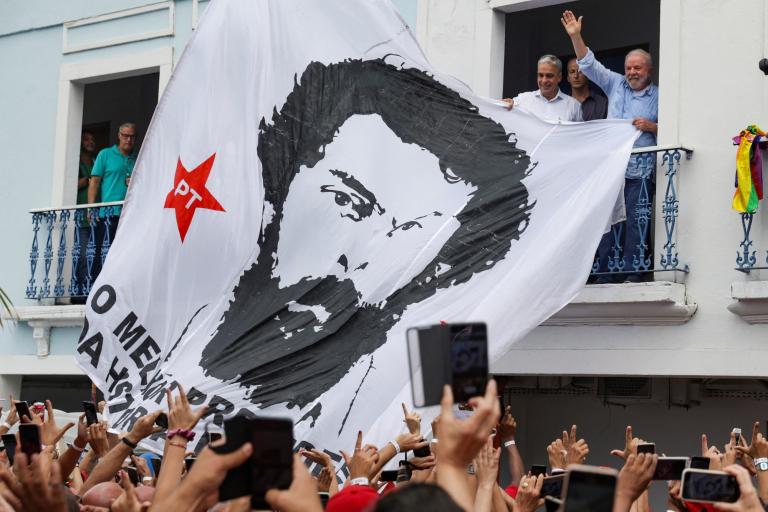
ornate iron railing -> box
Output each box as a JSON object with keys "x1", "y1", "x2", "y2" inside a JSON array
[
  {"x1": 734, "y1": 211, "x2": 768, "y2": 273},
  {"x1": 590, "y1": 145, "x2": 693, "y2": 282},
  {"x1": 26, "y1": 202, "x2": 124, "y2": 300}
]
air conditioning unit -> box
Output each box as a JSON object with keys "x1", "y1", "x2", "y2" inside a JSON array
[{"x1": 598, "y1": 377, "x2": 652, "y2": 400}]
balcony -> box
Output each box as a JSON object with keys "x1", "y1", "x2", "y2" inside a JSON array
[
  {"x1": 729, "y1": 212, "x2": 768, "y2": 323},
  {"x1": 550, "y1": 145, "x2": 698, "y2": 325}
]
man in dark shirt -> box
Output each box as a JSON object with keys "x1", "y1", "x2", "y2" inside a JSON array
[{"x1": 566, "y1": 57, "x2": 607, "y2": 121}]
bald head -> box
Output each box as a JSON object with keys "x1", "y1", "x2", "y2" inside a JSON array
[{"x1": 81, "y1": 482, "x2": 123, "y2": 507}]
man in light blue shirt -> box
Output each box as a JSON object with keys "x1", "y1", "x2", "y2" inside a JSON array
[{"x1": 562, "y1": 10, "x2": 658, "y2": 283}]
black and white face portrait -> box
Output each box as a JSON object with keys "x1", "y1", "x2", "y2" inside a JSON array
[
  {"x1": 199, "y1": 58, "x2": 533, "y2": 425},
  {"x1": 275, "y1": 113, "x2": 474, "y2": 306}
]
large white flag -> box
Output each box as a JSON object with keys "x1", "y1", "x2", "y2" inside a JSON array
[{"x1": 76, "y1": 0, "x2": 638, "y2": 467}]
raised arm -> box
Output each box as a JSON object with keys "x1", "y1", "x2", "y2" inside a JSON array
[
  {"x1": 561, "y1": 10, "x2": 622, "y2": 95},
  {"x1": 561, "y1": 10, "x2": 587, "y2": 59}
]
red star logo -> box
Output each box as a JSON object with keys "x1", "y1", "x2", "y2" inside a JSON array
[{"x1": 164, "y1": 153, "x2": 225, "y2": 242}]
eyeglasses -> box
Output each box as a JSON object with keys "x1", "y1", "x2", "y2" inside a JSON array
[{"x1": 119, "y1": 133, "x2": 136, "y2": 139}]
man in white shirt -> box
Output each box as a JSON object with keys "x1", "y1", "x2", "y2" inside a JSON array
[{"x1": 503, "y1": 55, "x2": 583, "y2": 122}]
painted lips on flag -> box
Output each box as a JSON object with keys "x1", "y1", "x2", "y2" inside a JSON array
[{"x1": 75, "y1": 0, "x2": 639, "y2": 465}]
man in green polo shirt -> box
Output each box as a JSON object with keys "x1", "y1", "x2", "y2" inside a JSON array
[{"x1": 86, "y1": 122, "x2": 137, "y2": 284}]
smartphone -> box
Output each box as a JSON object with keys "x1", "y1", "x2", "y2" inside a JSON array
[
  {"x1": 541, "y1": 474, "x2": 565, "y2": 499},
  {"x1": 15, "y1": 401, "x2": 31, "y2": 423},
  {"x1": 124, "y1": 466, "x2": 139, "y2": 486},
  {"x1": 545, "y1": 496, "x2": 563, "y2": 512},
  {"x1": 215, "y1": 415, "x2": 294, "y2": 508},
  {"x1": 150, "y1": 457, "x2": 162, "y2": 477},
  {"x1": 250, "y1": 417, "x2": 293, "y2": 509},
  {"x1": 397, "y1": 460, "x2": 412, "y2": 483},
  {"x1": 380, "y1": 469, "x2": 399, "y2": 482},
  {"x1": 155, "y1": 413, "x2": 169, "y2": 429},
  {"x1": 690, "y1": 456, "x2": 710, "y2": 470},
  {"x1": 732, "y1": 427, "x2": 742, "y2": 444},
  {"x1": 407, "y1": 323, "x2": 488, "y2": 406},
  {"x1": 18, "y1": 424, "x2": 41, "y2": 459},
  {"x1": 681, "y1": 469, "x2": 740, "y2": 503},
  {"x1": 184, "y1": 457, "x2": 196, "y2": 471},
  {"x1": 1, "y1": 434, "x2": 16, "y2": 465},
  {"x1": 561, "y1": 465, "x2": 618, "y2": 512},
  {"x1": 412, "y1": 444, "x2": 431, "y2": 457},
  {"x1": 653, "y1": 457, "x2": 688, "y2": 480},
  {"x1": 636, "y1": 443, "x2": 655, "y2": 455},
  {"x1": 319, "y1": 492, "x2": 330, "y2": 508},
  {"x1": 83, "y1": 401, "x2": 98, "y2": 426},
  {"x1": 530, "y1": 464, "x2": 548, "y2": 477}
]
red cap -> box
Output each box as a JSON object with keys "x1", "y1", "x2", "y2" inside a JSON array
[{"x1": 326, "y1": 484, "x2": 379, "y2": 512}]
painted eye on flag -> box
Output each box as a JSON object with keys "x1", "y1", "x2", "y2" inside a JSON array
[{"x1": 320, "y1": 184, "x2": 376, "y2": 222}]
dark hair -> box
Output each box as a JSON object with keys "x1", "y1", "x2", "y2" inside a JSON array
[
  {"x1": 371, "y1": 483, "x2": 464, "y2": 512},
  {"x1": 258, "y1": 57, "x2": 532, "y2": 294}
]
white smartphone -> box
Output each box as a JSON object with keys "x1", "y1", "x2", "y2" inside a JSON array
[{"x1": 680, "y1": 469, "x2": 740, "y2": 504}]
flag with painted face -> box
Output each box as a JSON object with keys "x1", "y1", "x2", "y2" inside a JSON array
[{"x1": 75, "y1": 0, "x2": 639, "y2": 468}]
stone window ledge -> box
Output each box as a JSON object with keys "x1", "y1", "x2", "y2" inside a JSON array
[
  {"x1": 542, "y1": 281, "x2": 697, "y2": 326},
  {"x1": 728, "y1": 281, "x2": 768, "y2": 324},
  {"x1": 4, "y1": 305, "x2": 85, "y2": 357}
]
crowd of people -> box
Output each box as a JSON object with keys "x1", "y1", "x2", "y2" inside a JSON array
[{"x1": 0, "y1": 379, "x2": 766, "y2": 511}]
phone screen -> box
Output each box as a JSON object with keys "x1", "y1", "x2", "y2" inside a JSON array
[
  {"x1": 150, "y1": 457, "x2": 162, "y2": 477},
  {"x1": 19, "y1": 424, "x2": 41, "y2": 459},
  {"x1": 124, "y1": 466, "x2": 139, "y2": 485},
  {"x1": 250, "y1": 417, "x2": 293, "y2": 509},
  {"x1": 681, "y1": 470, "x2": 740, "y2": 503},
  {"x1": 530, "y1": 464, "x2": 547, "y2": 477},
  {"x1": 541, "y1": 474, "x2": 565, "y2": 498},
  {"x1": 1, "y1": 434, "x2": 16, "y2": 465},
  {"x1": 636, "y1": 443, "x2": 655, "y2": 455},
  {"x1": 184, "y1": 458, "x2": 196, "y2": 471},
  {"x1": 652, "y1": 457, "x2": 687, "y2": 480},
  {"x1": 15, "y1": 401, "x2": 31, "y2": 423},
  {"x1": 380, "y1": 470, "x2": 399, "y2": 482},
  {"x1": 216, "y1": 416, "x2": 252, "y2": 502},
  {"x1": 563, "y1": 470, "x2": 617, "y2": 512},
  {"x1": 83, "y1": 401, "x2": 98, "y2": 426},
  {"x1": 449, "y1": 323, "x2": 488, "y2": 403},
  {"x1": 690, "y1": 456, "x2": 710, "y2": 470},
  {"x1": 155, "y1": 413, "x2": 169, "y2": 429}
]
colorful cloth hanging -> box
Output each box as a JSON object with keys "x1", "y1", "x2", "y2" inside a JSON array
[{"x1": 732, "y1": 125, "x2": 765, "y2": 213}]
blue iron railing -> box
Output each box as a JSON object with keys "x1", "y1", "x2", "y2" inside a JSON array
[
  {"x1": 734, "y1": 211, "x2": 768, "y2": 273},
  {"x1": 590, "y1": 145, "x2": 693, "y2": 282},
  {"x1": 26, "y1": 202, "x2": 123, "y2": 300}
]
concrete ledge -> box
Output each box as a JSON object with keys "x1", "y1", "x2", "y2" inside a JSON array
[
  {"x1": 4, "y1": 306, "x2": 85, "y2": 357},
  {"x1": 543, "y1": 281, "x2": 697, "y2": 326},
  {"x1": 728, "y1": 281, "x2": 768, "y2": 324}
]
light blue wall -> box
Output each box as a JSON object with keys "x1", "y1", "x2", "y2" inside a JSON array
[{"x1": 0, "y1": 0, "x2": 418, "y2": 356}]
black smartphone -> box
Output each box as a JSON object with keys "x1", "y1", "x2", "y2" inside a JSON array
[
  {"x1": 380, "y1": 469, "x2": 399, "y2": 482},
  {"x1": 83, "y1": 401, "x2": 98, "y2": 426},
  {"x1": 449, "y1": 323, "x2": 488, "y2": 403},
  {"x1": 412, "y1": 444, "x2": 431, "y2": 457},
  {"x1": 562, "y1": 465, "x2": 617, "y2": 512},
  {"x1": 681, "y1": 469, "x2": 740, "y2": 503},
  {"x1": 397, "y1": 460, "x2": 412, "y2": 483},
  {"x1": 1, "y1": 434, "x2": 16, "y2": 465},
  {"x1": 215, "y1": 416, "x2": 253, "y2": 501},
  {"x1": 530, "y1": 464, "x2": 548, "y2": 477},
  {"x1": 124, "y1": 466, "x2": 139, "y2": 486},
  {"x1": 18, "y1": 424, "x2": 41, "y2": 459},
  {"x1": 15, "y1": 401, "x2": 31, "y2": 423},
  {"x1": 732, "y1": 428, "x2": 742, "y2": 445},
  {"x1": 250, "y1": 417, "x2": 293, "y2": 509},
  {"x1": 652, "y1": 457, "x2": 688, "y2": 480},
  {"x1": 150, "y1": 457, "x2": 162, "y2": 477},
  {"x1": 184, "y1": 457, "x2": 196, "y2": 471},
  {"x1": 545, "y1": 496, "x2": 563, "y2": 512},
  {"x1": 319, "y1": 492, "x2": 330, "y2": 508},
  {"x1": 690, "y1": 456, "x2": 710, "y2": 470},
  {"x1": 636, "y1": 443, "x2": 655, "y2": 455},
  {"x1": 541, "y1": 474, "x2": 565, "y2": 499},
  {"x1": 155, "y1": 413, "x2": 169, "y2": 429}
]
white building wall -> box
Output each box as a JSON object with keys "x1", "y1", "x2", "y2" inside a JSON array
[{"x1": 419, "y1": 0, "x2": 768, "y2": 377}]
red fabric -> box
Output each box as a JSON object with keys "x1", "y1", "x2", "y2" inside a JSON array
[
  {"x1": 504, "y1": 484, "x2": 518, "y2": 498},
  {"x1": 326, "y1": 484, "x2": 379, "y2": 512},
  {"x1": 684, "y1": 503, "x2": 716, "y2": 512}
]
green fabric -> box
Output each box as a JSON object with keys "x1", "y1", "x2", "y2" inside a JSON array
[
  {"x1": 91, "y1": 145, "x2": 136, "y2": 216},
  {"x1": 77, "y1": 160, "x2": 94, "y2": 205}
]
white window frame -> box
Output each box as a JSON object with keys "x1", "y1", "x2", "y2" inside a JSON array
[
  {"x1": 62, "y1": 1, "x2": 175, "y2": 54},
  {"x1": 50, "y1": 47, "x2": 173, "y2": 208}
]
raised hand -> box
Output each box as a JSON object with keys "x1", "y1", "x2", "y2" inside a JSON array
[
  {"x1": 722, "y1": 432, "x2": 739, "y2": 467},
  {"x1": 111, "y1": 471, "x2": 145, "y2": 512},
  {"x1": 702, "y1": 434, "x2": 724, "y2": 471},
  {"x1": 567, "y1": 438, "x2": 590, "y2": 465},
  {"x1": 615, "y1": 453, "x2": 657, "y2": 511},
  {"x1": 714, "y1": 464, "x2": 764, "y2": 512},
  {"x1": 130, "y1": 455, "x2": 151, "y2": 481},
  {"x1": 38, "y1": 400, "x2": 75, "y2": 447},
  {"x1": 401, "y1": 403, "x2": 422, "y2": 435},
  {"x1": 610, "y1": 425, "x2": 640, "y2": 461},
  {"x1": 547, "y1": 439, "x2": 567, "y2": 470},
  {"x1": 395, "y1": 432, "x2": 429, "y2": 453},
  {"x1": 738, "y1": 421, "x2": 768, "y2": 460},
  {"x1": 2, "y1": 453, "x2": 68, "y2": 512},
  {"x1": 300, "y1": 448, "x2": 333, "y2": 469},
  {"x1": 560, "y1": 10, "x2": 583, "y2": 36},
  {"x1": 265, "y1": 454, "x2": 323, "y2": 512},
  {"x1": 474, "y1": 438, "x2": 501, "y2": 487},
  {"x1": 166, "y1": 385, "x2": 207, "y2": 432},
  {"x1": 315, "y1": 466, "x2": 332, "y2": 493},
  {"x1": 88, "y1": 422, "x2": 110, "y2": 458},
  {"x1": 5, "y1": 396, "x2": 18, "y2": 428},
  {"x1": 126, "y1": 410, "x2": 164, "y2": 444},
  {"x1": 515, "y1": 474, "x2": 544, "y2": 512},
  {"x1": 497, "y1": 405, "x2": 517, "y2": 442},
  {"x1": 340, "y1": 431, "x2": 379, "y2": 481}
]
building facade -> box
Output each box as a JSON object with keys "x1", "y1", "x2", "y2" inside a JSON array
[{"x1": 1, "y1": 0, "x2": 767, "y2": 506}]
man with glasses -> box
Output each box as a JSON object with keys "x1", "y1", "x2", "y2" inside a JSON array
[{"x1": 86, "y1": 122, "x2": 137, "y2": 285}]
